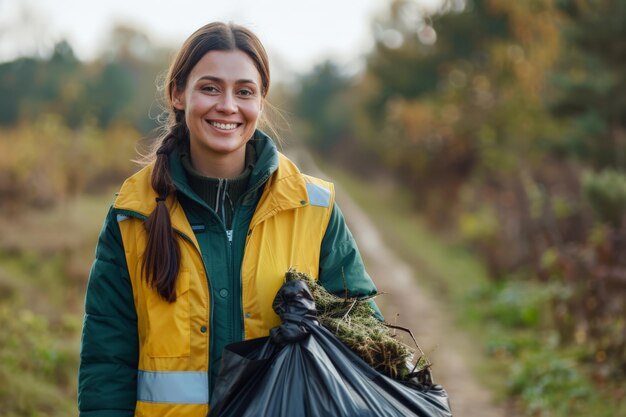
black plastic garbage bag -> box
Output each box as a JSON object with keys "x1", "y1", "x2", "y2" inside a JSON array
[{"x1": 209, "y1": 280, "x2": 453, "y2": 417}]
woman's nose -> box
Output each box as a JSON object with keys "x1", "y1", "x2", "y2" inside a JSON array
[{"x1": 216, "y1": 92, "x2": 237, "y2": 114}]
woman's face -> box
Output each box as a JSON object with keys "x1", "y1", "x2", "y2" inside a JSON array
[{"x1": 173, "y1": 49, "x2": 263, "y2": 167}]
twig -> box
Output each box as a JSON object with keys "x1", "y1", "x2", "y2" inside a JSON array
[{"x1": 384, "y1": 322, "x2": 430, "y2": 372}]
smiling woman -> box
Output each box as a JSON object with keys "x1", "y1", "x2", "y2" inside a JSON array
[
  {"x1": 77, "y1": 21, "x2": 381, "y2": 417},
  {"x1": 172, "y1": 50, "x2": 263, "y2": 178}
]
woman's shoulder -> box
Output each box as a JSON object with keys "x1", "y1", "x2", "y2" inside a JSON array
[
  {"x1": 271, "y1": 152, "x2": 335, "y2": 210},
  {"x1": 276, "y1": 151, "x2": 333, "y2": 185},
  {"x1": 113, "y1": 163, "x2": 157, "y2": 214}
]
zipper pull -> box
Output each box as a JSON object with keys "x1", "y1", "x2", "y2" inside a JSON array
[{"x1": 215, "y1": 179, "x2": 223, "y2": 214}]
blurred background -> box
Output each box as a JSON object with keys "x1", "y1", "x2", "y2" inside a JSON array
[{"x1": 1, "y1": 0, "x2": 625, "y2": 415}]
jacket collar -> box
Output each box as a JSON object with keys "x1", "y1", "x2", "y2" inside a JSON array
[
  {"x1": 113, "y1": 130, "x2": 309, "y2": 235},
  {"x1": 249, "y1": 152, "x2": 308, "y2": 229}
]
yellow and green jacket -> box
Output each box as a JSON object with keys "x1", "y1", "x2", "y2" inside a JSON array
[{"x1": 78, "y1": 131, "x2": 380, "y2": 417}]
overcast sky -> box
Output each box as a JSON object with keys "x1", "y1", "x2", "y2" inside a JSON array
[
  {"x1": 0, "y1": 0, "x2": 443, "y2": 80},
  {"x1": 0, "y1": 0, "x2": 379, "y2": 78}
]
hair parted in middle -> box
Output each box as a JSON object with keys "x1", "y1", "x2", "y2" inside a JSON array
[{"x1": 143, "y1": 21, "x2": 271, "y2": 302}]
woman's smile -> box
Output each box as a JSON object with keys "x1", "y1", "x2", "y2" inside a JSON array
[{"x1": 207, "y1": 120, "x2": 242, "y2": 131}]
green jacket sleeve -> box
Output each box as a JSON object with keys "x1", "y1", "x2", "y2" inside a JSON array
[
  {"x1": 318, "y1": 202, "x2": 384, "y2": 320},
  {"x1": 78, "y1": 206, "x2": 138, "y2": 417}
]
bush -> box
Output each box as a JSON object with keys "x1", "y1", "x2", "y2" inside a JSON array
[
  {"x1": 583, "y1": 169, "x2": 626, "y2": 228},
  {"x1": 0, "y1": 115, "x2": 138, "y2": 212},
  {"x1": 0, "y1": 304, "x2": 79, "y2": 416},
  {"x1": 509, "y1": 350, "x2": 593, "y2": 417}
]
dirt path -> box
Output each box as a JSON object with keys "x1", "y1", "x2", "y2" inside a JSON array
[{"x1": 289, "y1": 148, "x2": 511, "y2": 417}]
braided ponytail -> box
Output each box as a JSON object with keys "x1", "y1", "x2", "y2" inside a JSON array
[{"x1": 141, "y1": 127, "x2": 183, "y2": 302}]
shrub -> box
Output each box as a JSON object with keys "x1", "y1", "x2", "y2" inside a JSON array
[{"x1": 583, "y1": 169, "x2": 626, "y2": 228}]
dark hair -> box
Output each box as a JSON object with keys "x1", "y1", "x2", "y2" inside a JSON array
[{"x1": 142, "y1": 22, "x2": 270, "y2": 302}]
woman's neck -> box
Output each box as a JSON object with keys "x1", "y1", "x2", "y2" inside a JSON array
[{"x1": 189, "y1": 144, "x2": 247, "y2": 179}]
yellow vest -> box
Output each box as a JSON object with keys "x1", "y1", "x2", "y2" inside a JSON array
[{"x1": 114, "y1": 153, "x2": 335, "y2": 417}]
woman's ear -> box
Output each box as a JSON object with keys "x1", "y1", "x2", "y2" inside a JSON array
[{"x1": 172, "y1": 89, "x2": 185, "y2": 110}]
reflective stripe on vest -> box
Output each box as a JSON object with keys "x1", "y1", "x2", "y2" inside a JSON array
[
  {"x1": 306, "y1": 182, "x2": 331, "y2": 207},
  {"x1": 137, "y1": 370, "x2": 208, "y2": 404}
]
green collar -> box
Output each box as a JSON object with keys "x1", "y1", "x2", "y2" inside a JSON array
[{"x1": 168, "y1": 129, "x2": 279, "y2": 211}]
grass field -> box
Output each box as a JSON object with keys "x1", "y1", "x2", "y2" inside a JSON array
[{"x1": 0, "y1": 190, "x2": 116, "y2": 416}]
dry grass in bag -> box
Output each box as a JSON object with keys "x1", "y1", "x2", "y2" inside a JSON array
[{"x1": 285, "y1": 269, "x2": 431, "y2": 382}]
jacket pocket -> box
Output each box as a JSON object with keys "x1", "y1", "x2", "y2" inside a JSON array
[{"x1": 143, "y1": 270, "x2": 191, "y2": 357}]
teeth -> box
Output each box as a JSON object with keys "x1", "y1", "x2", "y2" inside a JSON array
[{"x1": 210, "y1": 121, "x2": 238, "y2": 130}]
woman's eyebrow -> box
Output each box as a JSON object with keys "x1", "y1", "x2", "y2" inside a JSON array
[{"x1": 197, "y1": 75, "x2": 258, "y2": 85}]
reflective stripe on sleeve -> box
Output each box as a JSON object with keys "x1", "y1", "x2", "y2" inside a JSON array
[{"x1": 137, "y1": 370, "x2": 209, "y2": 404}]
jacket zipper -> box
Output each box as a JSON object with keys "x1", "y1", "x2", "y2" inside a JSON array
[{"x1": 212, "y1": 178, "x2": 238, "y2": 345}]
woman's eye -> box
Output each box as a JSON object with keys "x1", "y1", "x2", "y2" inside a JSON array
[
  {"x1": 202, "y1": 85, "x2": 219, "y2": 93},
  {"x1": 238, "y1": 89, "x2": 253, "y2": 97}
]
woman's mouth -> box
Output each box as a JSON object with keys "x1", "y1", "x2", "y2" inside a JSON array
[{"x1": 208, "y1": 120, "x2": 241, "y2": 130}]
